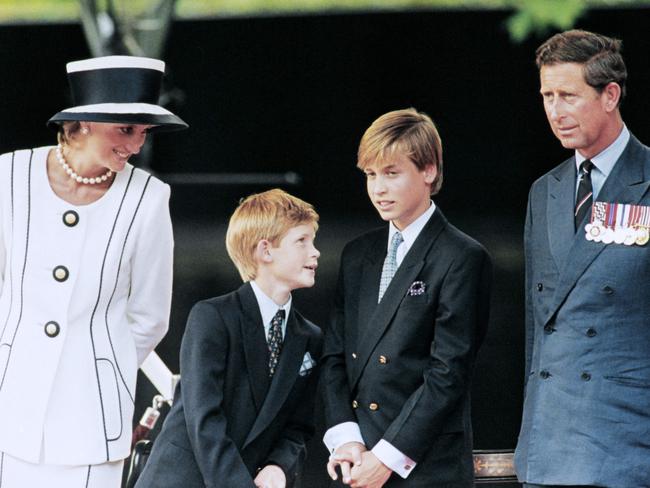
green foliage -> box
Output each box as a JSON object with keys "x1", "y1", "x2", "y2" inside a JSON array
[{"x1": 505, "y1": 0, "x2": 587, "y2": 42}]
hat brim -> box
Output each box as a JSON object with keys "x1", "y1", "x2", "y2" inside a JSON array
[{"x1": 48, "y1": 110, "x2": 188, "y2": 133}]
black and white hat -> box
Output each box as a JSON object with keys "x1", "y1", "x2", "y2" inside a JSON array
[{"x1": 48, "y1": 55, "x2": 188, "y2": 132}]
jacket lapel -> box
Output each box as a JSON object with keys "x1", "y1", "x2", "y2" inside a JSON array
[
  {"x1": 349, "y1": 209, "x2": 447, "y2": 390},
  {"x1": 547, "y1": 157, "x2": 578, "y2": 268},
  {"x1": 356, "y1": 230, "x2": 387, "y2": 341},
  {"x1": 546, "y1": 136, "x2": 650, "y2": 324},
  {"x1": 239, "y1": 283, "x2": 271, "y2": 412},
  {"x1": 243, "y1": 309, "x2": 309, "y2": 448}
]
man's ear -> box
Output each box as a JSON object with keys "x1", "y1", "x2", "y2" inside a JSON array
[
  {"x1": 423, "y1": 164, "x2": 437, "y2": 184},
  {"x1": 255, "y1": 239, "x2": 273, "y2": 263},
  {"x1": 602, "y1": 81, "x2": 622, "y2": 112}
]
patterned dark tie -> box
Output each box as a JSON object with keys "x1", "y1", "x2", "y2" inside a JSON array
[
  {"x1": 378, "y1": 231, "x2": 404, "y2": 302},
  {"x1": 267, "y1": 309, "x2": 285, "y2": 377},
  {"x1": 575, "y1": 160, "x2": 594, "y2": 231}
]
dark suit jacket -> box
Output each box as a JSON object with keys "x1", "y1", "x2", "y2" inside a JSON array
[
  {"x1": 321, "y1": 208, "x2": 492, "y2": 487},
  {"x1": 135, "y1": 283, "x2": 323, "y2": 488},
  {"x1": 515, "y1": 134, "x2": 650, "y2": 488}
]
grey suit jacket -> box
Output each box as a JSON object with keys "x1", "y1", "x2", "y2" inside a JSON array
[
  {"x1": 515, "y1": 134, "x2": 650, "y2": 488},
  {"x1": 135, "y1": 283, "x2": 322, "y2": 488},
  {"x1": 321, "y1": 208, "x2": 492, "y2": 487}
]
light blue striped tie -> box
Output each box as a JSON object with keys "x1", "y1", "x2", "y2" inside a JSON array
[{"x1": 378, "y1": 231, "x2": 403, "y2": 302}]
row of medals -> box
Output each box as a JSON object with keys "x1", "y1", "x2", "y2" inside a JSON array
[{"x1": 585, "y1": 221, "x2": 650, "y2": 245}]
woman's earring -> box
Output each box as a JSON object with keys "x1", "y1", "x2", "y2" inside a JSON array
[{"x1": 81, "y1": 126, "x2": 89, "y2": 135}]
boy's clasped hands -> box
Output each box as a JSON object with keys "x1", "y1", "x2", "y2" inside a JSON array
[{"x1": 327, "y1": 442, "x2": 392, "y2": 488}]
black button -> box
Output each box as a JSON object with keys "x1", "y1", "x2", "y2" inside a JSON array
[
  {"x1": 62, "y1": 210, "x2": 79, "y2": 227},
  {"x1": 53, "y1": 265, "x2": 69, "y2": 282},
  {"x1": 543, "y1": 324, "x2": 555, "y2": 334},
  {"x1": 586, "y1": 328, "x2": 597, "y2": 337},
  {"x1": 540, "y1": 370, "x2": 550, "y2": 379},
  {"x1": 44, "y1": 321, "x2": 60, "y2": 338},
  {"x1": 581, "y1": 372, "x2": 591, "y2": 381},
  {"x1": 537, "y1": 283, "x2": 543, "y2": 292},
  {"x1": 602, "y1": 286, "x2": 614, "y2": 295}
]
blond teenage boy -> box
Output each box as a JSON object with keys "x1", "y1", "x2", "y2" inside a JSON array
[
  {"x1": 321, "y1": 108, "x2": 492, "y2": 487},
  {"x1": 136, "y1": 189, "x2": 323, "y2": 488}
]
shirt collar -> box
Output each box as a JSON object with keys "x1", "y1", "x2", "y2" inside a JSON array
[
  {"x1": 388, "y1": 201, "x2": 436, "y2": 252},
  {"x1": 575, "y1": 124, "x2": 629, "y2": 179},
  {"x1": 250, "y1": 280, "x2": 292, "y2": 326}
]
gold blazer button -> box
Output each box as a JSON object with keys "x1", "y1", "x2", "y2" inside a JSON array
[
  {"x1": 379, "y1": 355, "x2": 388, "y2": 364},
  {"x1": 369, "y1": 402, "x2": 379, "y2": 411}
]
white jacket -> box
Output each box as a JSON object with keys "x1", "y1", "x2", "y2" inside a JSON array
[{"x1": 0, "y1": 147, "x2": 173, "y2": 465}]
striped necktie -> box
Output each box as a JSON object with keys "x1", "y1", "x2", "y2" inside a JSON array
[
  {"x1": 378, "y1": 231, "x2": 403, "y2": 302},
  {"x1": 575, "y1": 160, "x2": 594, "y2": 231}
]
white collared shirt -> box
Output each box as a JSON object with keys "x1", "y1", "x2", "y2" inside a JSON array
[
  {"x1": 250, "y1": 280, "x2": 291, "y2": 340},
  {"x1": 575, "y1": 125, "x2": 629, "y2": 200},
  {"x1": 388, "y1": 201, "x2": 436, "y2": 267},
  {"x1": 323, "y1": 202, "x2": 437, "y2": 479}
]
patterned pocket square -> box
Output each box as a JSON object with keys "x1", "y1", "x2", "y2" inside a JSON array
[
  {"x1": 407, "y1": 280, "x2": 426, "y2": 296},
  {"x1": 299, "y1": 351, "x2": 316, "y2": 376}
]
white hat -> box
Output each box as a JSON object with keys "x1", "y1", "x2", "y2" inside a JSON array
[{"x1": 48, "y1": 55, "x2": 188, "y2": 132}]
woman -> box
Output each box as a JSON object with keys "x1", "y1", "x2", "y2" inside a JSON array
[{"x1": 0, "y1": 55, "x2": 187, "y2": 487}]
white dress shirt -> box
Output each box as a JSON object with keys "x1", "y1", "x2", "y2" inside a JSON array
[
  {"x1": 250, "y1": 280, "x2": 291, "y2": 340},
  {"x1": 575, "y1": 125, "x2": 629, "y2": 200},
  {"x1": 323, "y1": 201, "x2": 437, "y2": 479}
]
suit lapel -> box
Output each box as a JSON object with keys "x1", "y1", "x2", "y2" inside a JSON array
[
  {"x1": 349, "y1": 209, "x2": 447, "y2": 390},
  {"x1": 546, "y1": 136, "x2": 650, "y2": 324},
  {"x1": 239, "y1": 283, "x2": 271, "y2": 412},
  {"x1": 243, "y1": 309, "x2": 309, "y2": 448},
  {"x1": 547, "y1": 158, "x2": 577, "y2": 268},
  {"x1": 356, "y1": 230, "x2": 387, "y2": 340}
]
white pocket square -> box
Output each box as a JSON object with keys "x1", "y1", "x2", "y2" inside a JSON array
[{"x1": 299, "y1": 351, "x2": 316, "y2": 376}]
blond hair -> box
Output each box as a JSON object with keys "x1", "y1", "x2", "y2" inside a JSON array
[
  {"x1": 357, "y1": 108, "x2": 443, "y2": 195},
  {"x1": 226, "y1": 188, "x2": 319, "y2": 281}
]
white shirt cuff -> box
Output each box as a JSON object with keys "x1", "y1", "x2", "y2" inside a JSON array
[
  {"x1": 371, "y1": 439, "x2": 416, "y2": 479},
  {"x1": 323, "y1": 422, "x2": 365, "y2": 453}
]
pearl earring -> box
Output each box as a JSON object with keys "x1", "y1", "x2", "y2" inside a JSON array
[{"x1": 81, "y1": 127, "x2": 89, "y2": 135}]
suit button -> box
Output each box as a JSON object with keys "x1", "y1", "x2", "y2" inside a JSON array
[
  {"x1": 586, "y1": 328, "x2": 597, "y2": 337},
  {"x1": 537, "y1": 283, "x2": 543, "y2": 292},
  {"x1": 44, "y1": 321, "x2": 60, "y2": 338},
  {"x1": 62, "y1": 210, "x2": 79, "y2": 227},
  {"x1": 379, "y1": 355, "x2": 388, "y2": 364},
  {"x1": 352, "y1": 400, "x2": 358, "y2": 409},
  {"x1": 53, "y1": 265, "x2": 69, "y2": 282},
  {"x1": 369, "y1": 403, "x2": 379, "y2": 411},
  {"x1": 543, "y1": 324, "x2": 555, "y2": 334},
  {"x1": 539, "y1": 370, "x2": 550, "y2": 379},
  {"x1": 602, "y1": 285, "x2": 614, "y2": 295},
  {"x1": 581, "y1": 372, "x2": 591, "y2": 381},
  {"x1": 351, "y1": 352, "x2": 357, "y2": 359}
]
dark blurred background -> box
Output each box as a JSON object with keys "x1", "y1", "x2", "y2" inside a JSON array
[{"x1": 1, "y1": 6, "x2": 649, "y2": 486}]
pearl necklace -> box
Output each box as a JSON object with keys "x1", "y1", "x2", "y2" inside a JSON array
[{"x1": 56, "y1": 144, "x2": 113, "y2": 185}]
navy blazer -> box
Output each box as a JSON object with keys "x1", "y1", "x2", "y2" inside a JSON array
[
  {"x1": 135, "y1": 283, "x2": 322, "y2": 488},
  {"x1": 515, "y1": 134, "x2": 650, "y2": 487},
  {"x1": 321, "y1": 208, "x2": 492, "y2": 487}
]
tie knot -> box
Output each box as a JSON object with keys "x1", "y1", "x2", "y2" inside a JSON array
[
  {"x1": 272, "y1": 309, "x2": 285, "y2": 323},
  {"x1": 390, "y1": 231, "x2": 404, "y2": 252},
  {"x1": 580, "y1": 160, "x2": 594, "y2": 175}
]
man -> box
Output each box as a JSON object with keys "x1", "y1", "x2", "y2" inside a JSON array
[
  {"x1": 515, "y1": 29, "x2": 650, "y2": 488},
  {"x1": 321, "y1": 108, "x2": 491, "y2": 487}
]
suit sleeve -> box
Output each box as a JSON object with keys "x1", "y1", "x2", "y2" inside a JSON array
[
  {"x1": 264, "y1": 330, "x2": 323, "y2": 482},
  {"x1": 381, "y1": 245, "x2": 492, "y2": 462},
  {"x1": 320, "y1": 245, "x2": 361, "y2": 431},
  {"x1": 180, "y1": 301, "x2": 256, "y2": 488},
  {"x1": 128, "y1": 181, "x2": 173, "y2": 365},
  {"x1": 523, "y1": 187, "x2": 536, "y2": 385}
]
